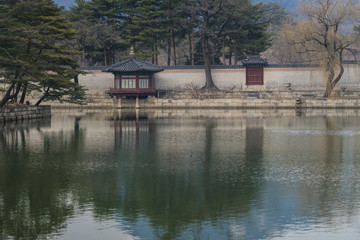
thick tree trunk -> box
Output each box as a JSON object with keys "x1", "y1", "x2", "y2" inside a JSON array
[
  {"x1": 35, "y1": 95, "x2": 46, "y2": 106},
  {"x1": 104, "y1": 48, "x2": 107, "y2": 66},
  {"x1": 36, "y1": 86, "x2": 51, "y2": 106},
  {"x1": 202, "y1": 35, "x2": 217, "y2": 89},
  {"x1": 0, "y1": 83, "x2": 22, "y2": 107},
  {"x1": 19, "y1": 83, "x2": 28, "y2": 104},
  {"x1": 0, "y1": 83, "x2": 16, "y2": 108},
  {"x1": 323, "y1": 63, "x2": 344, "y2": 98},
  {"x1": 167, "y1": 35, "x2": 171, "y2": 65}
]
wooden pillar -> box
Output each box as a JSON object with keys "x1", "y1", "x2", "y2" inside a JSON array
[
  {"x1": 135, "y1": 96, "x2": 140, "y2": 109},
  {"x1": 117, "y1": 98, "x2": 122, "y2": 109}
]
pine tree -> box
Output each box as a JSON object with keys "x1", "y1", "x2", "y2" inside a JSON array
[
  {"x1": 0, "y1": 0, "x2": 85, "y2": 107},
  {"x1": 67, "y1": 0, "x2": 130, "y2": 65},
  {"x1": 127, "y1": 0, "x2": 168, "y2": 63},
  {"x1": 222, "y1": 1, "x2": 271, "y2": 63}
]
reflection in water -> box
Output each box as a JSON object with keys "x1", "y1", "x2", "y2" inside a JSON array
[{"x1": 1, "y1": 110, "x2": 360, "y2": 239}]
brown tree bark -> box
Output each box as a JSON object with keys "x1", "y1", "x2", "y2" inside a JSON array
[
  {"x1": 171, "y1": 28, "x2": 177, "y2": 65},
  {"x1": 222, "y1": 41, "x2": 225, "y2": 65},
  {"x1": 19, "y1": 83, "x2": 28, "y2": 104},
  {"x1": 191, "y1": 30, "x2": 195, "y2": 65},
  {"x1": 202, "y1": 35, "x2": 217, "y2": 89},
  {"x1": 104, "y1": 48, "x2": 107, "y2": 66},
  {"x1": 167, "y1": 35, "x2": 171, "y2": 65},
  {"x1": 0, "y1": 83, "x2": 22, "y2": 108}
]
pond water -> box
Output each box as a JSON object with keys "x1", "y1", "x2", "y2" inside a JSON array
[{"x1": 1, "y1": 109, "x2": 360, "y2": 240}]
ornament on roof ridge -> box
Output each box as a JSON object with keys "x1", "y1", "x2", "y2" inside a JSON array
[{"x1": 129, "y1": 46, "x2": 135, "y2": 56}]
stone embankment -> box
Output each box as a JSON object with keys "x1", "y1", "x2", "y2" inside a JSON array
[
  {"x1": 5, "y1": 89, "x2": 360, "y2": 109},
  {"x1": 51, "y1": 95, "x2": 360, "y2": 109},
  {"x1": 0, "y1": 105, "x2": 51, "y2": 123}
]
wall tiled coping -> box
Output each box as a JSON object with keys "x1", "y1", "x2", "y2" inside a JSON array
[
  {"x1": 0, "y1": 105, "x2": 51, "y2": 123},
  {"x1": 78, "y1": 60, "x2": 358, "y2": 71}
]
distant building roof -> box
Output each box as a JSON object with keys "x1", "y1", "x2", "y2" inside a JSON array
[
  {"x1": 242, "y1": 56, "x2": 268, "y2": 67},
  {"x1": 102, "y1": 56, "x2": 164, "y2": 73}
]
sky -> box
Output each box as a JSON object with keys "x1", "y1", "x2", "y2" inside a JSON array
[{"x1": 53, "y1": 0, "x2": 78, "y2": 9}]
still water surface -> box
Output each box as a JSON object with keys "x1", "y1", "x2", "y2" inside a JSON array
[{"x1": 1, "y1": 109, "x2": 360, "y2": 240}]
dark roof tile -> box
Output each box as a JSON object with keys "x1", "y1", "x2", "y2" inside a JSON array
[
  {"x1": 242, "y1": 56, "x2": 268, "y2": 67},
  {"x1": 102, "y1": 57, "x2": 164, "y2": 73}
]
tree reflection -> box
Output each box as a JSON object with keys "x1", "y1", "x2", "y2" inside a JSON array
[
  {"x1": 0, "y1": 118, "x2": 85, "y2": 239},
  {"x1": 104, "y1": 116, "x2": 265, "y2": 239}
]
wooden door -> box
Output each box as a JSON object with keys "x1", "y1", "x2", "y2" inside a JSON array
[{"x1": 246, "y1": 67, "x2": 264, "y2": 85}]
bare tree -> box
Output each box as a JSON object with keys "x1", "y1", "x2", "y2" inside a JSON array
[{"x1": 286, "y1": 0, "x2": 358, "y2": 97}]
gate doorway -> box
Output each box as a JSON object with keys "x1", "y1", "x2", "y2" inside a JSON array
[
  {"x1": 242, "y1": 56, "x2": 268, "y2": 86},
  {"x1": 246, "y1": 67, "x2": 264, "y2": 85}
]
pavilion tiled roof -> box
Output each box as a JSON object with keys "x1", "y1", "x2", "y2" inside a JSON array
[
  {"x1": 102, "y1": 56, "x2": 164, "y2": 73},
  {"x1": 242, "y1": 56, "x2": 268, "y2": 67}
]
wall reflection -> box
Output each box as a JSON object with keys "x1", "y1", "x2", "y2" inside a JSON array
[{"x1": 1, "y1": 110, "x2": 360, "y2": 239}]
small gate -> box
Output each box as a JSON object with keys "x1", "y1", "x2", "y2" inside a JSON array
[
  {"x1": 242, "y1": 56, "x2": 268, "y2": 86},
  {"x1": 246, "y1": 67, "x2": 264, "y2": 85}
]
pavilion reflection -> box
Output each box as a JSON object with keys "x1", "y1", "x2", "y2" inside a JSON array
[{"x1": 112, "y1": 110, "x2": 154, "y2": 151}]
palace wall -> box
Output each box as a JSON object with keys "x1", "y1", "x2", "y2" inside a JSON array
[
  {"x1": 77, "y1": 64, "x2": 360, "y2": 91},
  {"x1": 78, "y1": 69, "x2": 114, "y2": 90}
]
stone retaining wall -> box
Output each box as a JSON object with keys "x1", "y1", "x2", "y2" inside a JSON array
[
  {"x1": 50, "y1": 97, "x2": 360, "y2": 109},
  {"x1": 0, "y1": 105, "x2": 51, "y2": 123}
]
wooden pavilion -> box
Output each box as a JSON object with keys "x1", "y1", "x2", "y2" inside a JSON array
[{"x1": 103, "y1": 50, "x2": 164, "y2": 98}]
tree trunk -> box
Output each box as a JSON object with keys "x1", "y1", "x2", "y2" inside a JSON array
[
  {"x1": 171, "y1": 28, "x2": 177, "y2": 65},
  {"x1": 151, "y1": 41, "x2": 155, "y2": 64},
  {"x1": 19, "y1": 83, "x2": 28, "y2": 104},
  {"x1": 0, "y1": 82, "x2": 22, "y2": 107},
  {"x1": 35, "y1": 95, "x2": 46, "y2": 106},
  {"x1": 188, "y1": 33, "x2": 193, "y2": 65},
  {"x1": 104, "y1": 47, "x2": 107, "y2": 66},
  {"x1": 0, "y1": 83, "x2": 16, "y2": 108},
  {"x1": 155, "y1": 44, "x2": 158, "y2": 65},
  {"x1": 167, "y1": 1, "x2": 172, "y2": 66},
  {"x1": 229, "y1": 51, "x2": 232, "y2": 65},
  {"x1": 222, "y1": 41, "x2": 225, "y2": 65},
  {"x1": 323, "y1": 63, "x2": 344, "y2": 98},
  {"x1": 191, "y1": 30, "x2": 195, "y2": 65},
  {"x1": 72, "y1": 66, "x2": 79, "y2": 85},
  {"x1": 167, "y1": 35, "x2": 171, "y2": 65},
  {"x1": 35, "y1": 87, "x2": 50, "y2": 106},
  {"x1": 202, "y1": 35, "x2": 217, "y2": 89}
]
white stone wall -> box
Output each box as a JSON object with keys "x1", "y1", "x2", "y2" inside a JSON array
[
  {"x1": 77, "y1": 65, "x2": 360, "y2": 91},
  {"x1": 155, "y1": 70, "x2": 206, "y2": 89},
  {"x1": 155, "y1": 69, "x2": 246, "y2": 90},
  {"x1": 264, "y1": 65, "x2": 360, "y2": 89},
  {"x1": 340, "y1": 65, "x2": 360, "y2": 87},
  {"x1": 264, "y1": 68, "x2": 325, "y2": 89},
  {"x1": 212, "y1": 70, "x2": 246, "y2": 89},
  {"x1": 78, "y1": 70, "x2": 114, "y2": 90}
]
